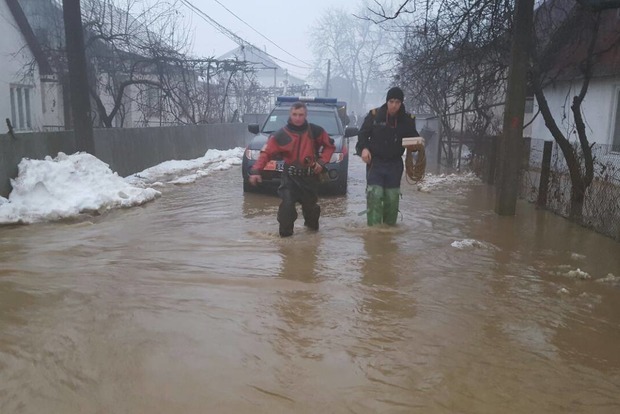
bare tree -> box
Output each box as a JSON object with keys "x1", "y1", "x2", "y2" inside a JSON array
[
  {"x1": 372, "y1": 0, "x2": 620, "y2": 221},
  {"x1": 80, "y1": 0, "x2": 194, "y2": 127},
  {"x1": 20, "y1": 0, "x2": 271, "y2": 128},
  {"x1": 529, "y1": 2, "x2": 617, "y2": 220},
  {"x1": 310, "y1": 4, "x2": 397, "y2": 111},
  {"x1": 392, "y1": 0, "x2": 513, "y2": 168},
  {"x1": 82, "y1": 0, "x2": 270, "y2": 127}
]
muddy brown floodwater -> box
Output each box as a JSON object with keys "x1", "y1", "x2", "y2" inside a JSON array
[{"x1": 1, "y1": 144, "x2": 619, "y2": 413}]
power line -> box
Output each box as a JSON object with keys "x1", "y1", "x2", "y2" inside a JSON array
[
  {"x1": 180, "y1": 0, "x2": 311, "y2": 70},
  {"x1": 210, "y1": 0, "x2": 312, "y2": 67}
]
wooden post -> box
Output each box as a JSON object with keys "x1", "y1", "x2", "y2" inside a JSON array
[
  {"x1": 436, "y1": 127, "x2": 442, "y2": 174},
  {"x1": 63, "y1": 0, "x2": 94, "y2": 154},
  {"x1": 487, "y1": 136, "x2": 499, "y2": 185},
  {"x1": 495, "y1": 0, "x2": 535, "y2": 215},
  {"x1": 537, "y1": 140, "x2": 553, "y2": 208}
]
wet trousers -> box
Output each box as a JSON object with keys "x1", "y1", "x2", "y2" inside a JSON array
[
  {"x1": 277, "y1": 173, "x2": 321, "y2": 237},
  {"x1": 366, "y1": 158, "x2": 403, "y2": 226}
]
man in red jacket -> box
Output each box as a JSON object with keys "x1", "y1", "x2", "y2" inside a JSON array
[{"x1": 249, "y1": 101, "x2": 336, "y2": 237}]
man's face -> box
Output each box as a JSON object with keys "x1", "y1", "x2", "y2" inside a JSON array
[
  {"x1": 387, "y1": 99, "x2": 402, "y2": 116},
  {"x1": 289, "y1": 106, "x2": 307, "y2": 126}
]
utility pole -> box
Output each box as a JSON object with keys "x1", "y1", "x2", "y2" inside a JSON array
[
  {"x1": 63, "y1": 0, "x2": 94, "y2": 154},
  {"x1": 495, "y1": 0, "x2": 534, "y2": 215},
  {"x1": 325, "y1": 60, "x2": 331, "y2": 97}
]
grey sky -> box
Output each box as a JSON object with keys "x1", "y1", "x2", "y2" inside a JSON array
[{"x1": 181, "y1": 0, "x2": 361, "y2": 79}]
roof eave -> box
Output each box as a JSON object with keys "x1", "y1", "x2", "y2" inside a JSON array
[{"x1": 5, "y1": 0, "x2": 54, "y2": 75}]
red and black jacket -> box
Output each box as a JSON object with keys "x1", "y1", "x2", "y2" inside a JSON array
[{"x1": 251, "y1": 121, "x2": 335, "y2": 173}]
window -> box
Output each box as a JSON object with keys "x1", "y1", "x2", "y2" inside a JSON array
[
  {"x1": 262, "y1": 108, "x2": 341, "y2": 136},
  {"x1": 612, "y1": 87, "x2": 620, "y2": 152},
  {"x1": 10, "y1": 85, "x2": 34, "y2": 131},
  {"x1": 146, "y1": 87, "x2": 159, "y2": 109}
]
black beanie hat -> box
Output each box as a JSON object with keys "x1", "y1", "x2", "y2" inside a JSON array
[{"x1": 386, "y1": 87, "x2": 404, "y2": 102}]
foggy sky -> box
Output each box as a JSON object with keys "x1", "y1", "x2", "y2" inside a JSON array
[{"x1": 183, "y1": 0, "x2": 361, "y2": 79}]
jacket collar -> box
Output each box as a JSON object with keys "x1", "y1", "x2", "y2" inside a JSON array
[
  {"x1": 377, "y1": 102, "x2": 407, "y2": 120},
  {"x1": 286, "y1": 120, "x2": 309, "y2": 132}
]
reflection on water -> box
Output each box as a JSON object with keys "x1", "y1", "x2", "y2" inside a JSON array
[
  {"x1": 1, "y1": 158, "x2": 619, "y2": 413},
  {"x1": 360, "y1": 230, "x2": 401, "y2": 286}
]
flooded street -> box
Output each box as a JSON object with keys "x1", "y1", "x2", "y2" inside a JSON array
[{"x1": 1, "y1": 145, "x2": 619, "y2": 414}]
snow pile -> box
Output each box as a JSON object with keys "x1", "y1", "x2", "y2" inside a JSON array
[
  {"x1": 0, "y1": 152, "x2": 161, "y2": 224},
  {"x1": 126, "y1": 148, "x2": 244, "y2": 185}
]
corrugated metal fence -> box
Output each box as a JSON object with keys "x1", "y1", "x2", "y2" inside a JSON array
[{"x1": 0, "y1": 123, "x2": 253, "y2": 198}]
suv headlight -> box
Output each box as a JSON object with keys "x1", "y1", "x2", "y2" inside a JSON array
[
  {"x1": 329, "y1": 152, "x2": 344, "y2": 163},
  {"x1": 245, "y1": 149, "x2": 261, "y2": 160}
]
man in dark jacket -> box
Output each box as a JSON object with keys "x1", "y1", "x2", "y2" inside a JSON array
[
  {"x1": 355, "y1": 87, "x2": 419, "y2": 226},
  {"x1": 249, "y1": 102, "x2": 336, "y2": 237}
]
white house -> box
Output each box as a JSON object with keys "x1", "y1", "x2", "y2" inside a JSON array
[
  {"x1": 530, "y1": 5, "x2": 620, "y2": 150},
  {"x1": 531, "y1": 78, "x2": 620, "y2": 149},
  {"x1": 1, "y1": 0, "x2": 64, "y2": 133}
]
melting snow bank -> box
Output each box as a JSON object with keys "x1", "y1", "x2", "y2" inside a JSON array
[
  {"x1": 0, "y1": 148, "x2": 245, "y2": 225},
  {"x1": 125, "y1": 148, "x2": 244, "y2": 186},
  {"x1": 416, "y1": 172, "x2": 481, "y2": 192},
  {"x1": 0, "y1": 152, "x2": 161, "y2": 224}
]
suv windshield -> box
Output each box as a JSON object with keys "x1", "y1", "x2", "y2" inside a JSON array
[{"x1": 262, "y1": 109, "x2": 341, "y2": 135}]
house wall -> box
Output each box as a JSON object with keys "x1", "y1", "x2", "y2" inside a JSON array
[
  {"x1": 95, "y1": 73, "x2": 201, "y2": 128},
  {"x1": 39, "y1": 76, "x2": 65, "y2": 130},
  {"x1": 0, "y1": 0, "x2": 43, "y2": 132},
  {"x1": 95, "y1": 74, "x2": 149, "y2": 128},
  {"x1": 531, "y1": 75, "x2": 620, "y2": 145},
  {"x1": 0, "y1": 122, "x2": 254, "y2": 197}
]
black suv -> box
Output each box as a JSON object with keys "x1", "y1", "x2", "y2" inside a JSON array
[{"x1": 242, "y1": 97, "x2": 359, "y2": 195}]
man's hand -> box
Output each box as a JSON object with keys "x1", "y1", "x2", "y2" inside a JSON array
[
  {"x1": 249, "y1": 174, "x2": 262, "y2": 186},
  {"x1": 312, "y1": 162, "x2": 324, "y2": 175},
  {"x1": 361, "y1": 148, "x2": 372, "y2": 164}
]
